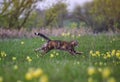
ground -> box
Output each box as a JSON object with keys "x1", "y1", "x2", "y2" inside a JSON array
[{"x1": 0, "y1": 34, "x2": 120, "y2": 82}]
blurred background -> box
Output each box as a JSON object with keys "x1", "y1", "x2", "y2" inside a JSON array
[{"x1": 0, "y1": 0, "x2": 120, "y2": 37}]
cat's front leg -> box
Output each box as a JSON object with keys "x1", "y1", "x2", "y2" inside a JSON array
[{"x1": 34, "y1": 47, "x2": 42, "y2": 52}]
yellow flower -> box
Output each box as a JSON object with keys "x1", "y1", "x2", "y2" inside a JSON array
[
  {"x1": 0, "y1": 76, "x2": 3, "y2": 82},
  {"x1": 50, "y1": 54, "x2": 54, "y2": 58},
  {"x1": 89, "y1": 50, "x2": 93, "y2": 54},
  {"x1": 91, "y1": 53, "x2": 96, "y2": 57},
  {"x1": 98, "y1": 68, "x2": 102, "y2": 72},
  {"x1": 111, "y1": 50, "x2": 116, "y2": 56},
  {"x1": 107, "y1": 54, "x2": 111, "y2": 58},
  {"x1": 88, "y1": 66, "x2": 96, "y2": 75},
  {"x1": 33, "y1": 68, "x2": 43, "y2": 78},
  {"x1": 1, "y1": 51, "x2": 7, "y2": 57},
  {"x1": 116, "y1": 53, "x2": 120, "y2": 57},
  {"x1": 102, "y1": 67, "x2": 111, "y2": 78},
  {"x1": 107, "y1": 77, "x2": 116, "y2": 82},
  {"x1": 25, "y1": 72, "x2": 33, "y2": 80},
  {"x1": 95, "y1": 51, "x2": 100, "y2": 56},
  {"x1": 88, "y1": 77, "x2": 94, "y2": 82},
  {"x1": 39, "y1": 75, "x2": 48, "y2": 82},
  {"x1": 104, "y1": 56, "x2": 107, "y2": 59},
  {"x1": 12, "y1": 57, "x2": 16, "y2": 61},
  {"x1": 56, "y1": 53, "x2": 59, "y2": 56},
  {"x1": 26, "y1": 56, "x2": 32, "y2": 62},
  {"x1": 21, "y1": 41, "x2": 24, "y2": 45},
  {"x1": 61, "y1": 33, "x2": 65, "y2": 36},
  {"x1": 67, "y1": 32, "x2": 70, "y2": 36},
  {"x1": 13, "y1": 65, "x2": 18, "y2": 70},
  {"x1": 53, "y1": 51, "x2": 56, "y2": 54}
]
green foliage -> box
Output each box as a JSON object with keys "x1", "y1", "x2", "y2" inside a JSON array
[
  {"x1": 91, "y1": 0, "x2": 120, "y2": 31},
  {"x1": 70, "y1": 22, "x2": 78, "y2": 28},
  {"x1": 25, "y1": 11, "x2": 41, "y2": 28},
  {"x1": 73, "y1": 0, "x2": 120, "y2": 32},
  {"x1": 0, "y1": 15, "x2": 9, "y2": 27},
  {"x1": 0, "y1": 0, "x2": 42, "y2": 29},
  {"x1": 45, "y1": 2, "x2": 67, "y2": 28},
  {"x1": 0, "y1": 34, "x2": 120, "y2": 82},
  {"x1": 72, "y1": 3, "x2": 94, "y2": 28}
]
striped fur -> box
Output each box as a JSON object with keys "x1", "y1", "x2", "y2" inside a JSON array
[{"x1": 34, "y1": 32, "x2": 83, "y2": 55}]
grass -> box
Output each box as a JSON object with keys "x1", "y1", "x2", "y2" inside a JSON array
[{"x1": 0, "y1": 34, "x2": 120, "y2": 82}]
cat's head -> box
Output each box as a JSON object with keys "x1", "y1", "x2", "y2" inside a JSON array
[{"x1": 70, "y1": 40, "x2": 78, "y2": 46}]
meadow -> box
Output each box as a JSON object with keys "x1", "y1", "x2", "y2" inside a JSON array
[{"x1": 0, "y1": 34, "x2": 120, "y2": 82}]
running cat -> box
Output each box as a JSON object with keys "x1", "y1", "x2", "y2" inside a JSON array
[{"x1": 34, "y1": 32, "x2": 83, "y2": 55}]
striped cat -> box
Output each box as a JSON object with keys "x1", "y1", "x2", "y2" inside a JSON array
[{"x1": 34, "y1": 32, "x2": 83, "y2": 55}]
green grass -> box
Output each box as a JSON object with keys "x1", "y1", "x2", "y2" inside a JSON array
[{"x1": 0, "y1": 34, "x2": 120, "y2": 82}]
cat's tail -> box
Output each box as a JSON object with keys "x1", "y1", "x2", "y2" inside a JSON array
[{"x1": 34, "y1": 32, "x2": 51, "y2": 41}]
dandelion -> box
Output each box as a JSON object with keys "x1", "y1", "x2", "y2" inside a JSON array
[
  {"x1": 56, "y1": 53, "x2": 59, "y2": 56},
  {"x1": 91, "y1": 53, "x2": 96, "y2": 57},
  {"x1": 12, "y1": 57, "x2": 16, "y2": 61},
  {"x1": 89, "y1": 50, "x2": 93, "y2": 54},
  {"x1": 88, "y1": 77, "x2": 94, "y2": 82},
  {"x1": 95, "y1": 51, "x2": 100, "y2": 54},
  {"x1": 25, "y1": 72, "x2": 33, "y2": 80},
  {"x1": 36, "y1": 54, "x2": 40, "y2": 58},
  {"x1": 26, "y1": 56, "x2": 32, "y2": 62},
  {"x1": 25, "y1": 68, "x2": 45, "y2": 81},
  {"x1": 33, "y1": 68, "x2": 43, "y2": 78},
  {"x1": 39, "y1": 75, "x2": 48, "y2": 82},
  {"x1": 21, "y1": 41, "x2": 24, "y2": 45},
  {"x1": 25, "y1": 68, "x2": 34, "y2": 80},
  {"x1": 1, "y1": 51, "x2": 7, "y2": 57},
  {"x1": 98, "y1": 68, "x2": 102, "y2": 72},
  {"x1": 107, "y1": 54, "x2": 111, "y2": 58},
  {"x1": 107, "y1": 77, "x2": 116, "y2": 82},
  {"x1": 104, "y1": 56, "x2": 107, "y2": 59},
  {"x1": 53, "y1": 51, "x2": 56, "y2": 54},
  {"x1": 0, "y1": 76, "x2": 3, "y2": 82},
  {"x1": 13, "y1": 65, "x2": 18, "y2": 70},
  {"x1": 61, "y1": 32, "x2": 65, "y2": 36},
  {"x1": 95, "y1": 51, "x2": 100, "y2": 56},
  {"x1": 88, "y1": 66, "x2": 96, "y2": 76},
  {"x1": 116, "y1": 52, "x2": 120, "y2": 58},
  {"x1": 102, "y1": 67, "x2": 111, "y2": 78},
  {"x1": 50, "y1": 54, "x2": 54, "y2": 58},
  {"x1": 111, "y1": 50, "x2": 116, "y2": 56}
]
